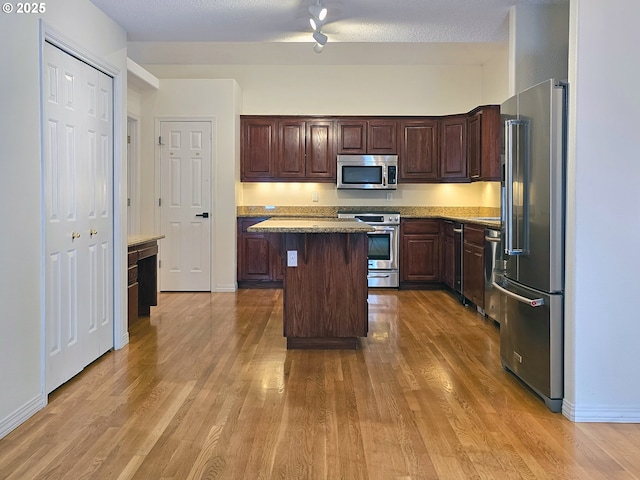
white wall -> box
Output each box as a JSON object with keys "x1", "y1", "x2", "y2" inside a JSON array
[
  {"x1": 481, "y1": 46, "x2": 510, "y2": 105},
  {"x1": 144, "y1": 63, "x2": 503, "y2": 210},
  {"x1": 564, "y1": 0, "x2": 640, "y2": 421},
  {"x1": 0, "y1": 0, "x2": 127, "y2": 438},
  {"x1": 509, "y1": 4, "x2": 570, "y2": 95},
  {"x1": 138, "y1": 79, "x2": 241, "y2": 292}
]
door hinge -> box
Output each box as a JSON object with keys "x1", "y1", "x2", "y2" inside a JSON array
[
  {"x1": 158, "y1": 198, "x2": 162, "y2": 207},
  {"x1": 127, "y1": 198, "x2": 131, "y2": 207},
  {"x1": 158, "y1": 136, "x2": 164, "y2": 146},
  {"x1": 127, "y1": 135, "x2": 131, "y2": 144},
  {"x1": 158, "y1": 260, "x2": 161, "y2": 268}
]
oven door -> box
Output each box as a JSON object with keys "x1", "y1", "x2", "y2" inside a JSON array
[{"x1": 367, "y1": 226, "x2": 398, "y2": 270}]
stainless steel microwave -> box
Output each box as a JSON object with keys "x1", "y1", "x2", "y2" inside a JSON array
[{"x1": 336, "y1": 155, "x2": 398, "y2": 190}]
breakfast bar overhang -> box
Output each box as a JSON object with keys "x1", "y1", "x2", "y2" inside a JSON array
[{"x1": 248, "y1": 218, "x2": 374, "y2": 349}]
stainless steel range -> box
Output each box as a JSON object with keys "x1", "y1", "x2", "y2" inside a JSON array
[{"x1": 337, "y1": 211, "x2": 400, "y2": 288}]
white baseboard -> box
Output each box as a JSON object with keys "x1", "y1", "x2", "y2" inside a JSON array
[
  {"x1": 563, "y1": 399, "x2": 640, "y2": 423},
  {"x1": 0, "y1": 393, "x2": 47, "y2": 439},
  {"x1": 215, "y1": 283, "x2": 238, "y2": 293}
]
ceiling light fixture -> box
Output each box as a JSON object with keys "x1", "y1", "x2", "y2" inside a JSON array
[
  {"x1": 308, "y1": 2, "x2": 327, "y2": 22},
  {"x1": 309, "y1": 1, "x2": 328, "y2": 53}
]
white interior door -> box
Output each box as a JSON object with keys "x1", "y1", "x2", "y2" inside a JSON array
[
  {"x1": 159, "y1": 121, "x2": 212, "y2": 291},
  {"x1": 43, "y1": 42, "x2": 114, "y2": 393}
]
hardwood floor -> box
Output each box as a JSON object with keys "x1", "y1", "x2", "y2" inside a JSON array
[{"x1": 2, "y1": 289, "x2": 640, "y2": 479}]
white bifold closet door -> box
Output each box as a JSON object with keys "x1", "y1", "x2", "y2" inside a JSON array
[{"x1": 43, "y1": 41, "x2": 114, "y2": 394}]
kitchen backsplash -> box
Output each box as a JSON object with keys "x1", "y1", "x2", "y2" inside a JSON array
[{"x1": 237, "y1": 205, "x2": 500, "y2": 218}]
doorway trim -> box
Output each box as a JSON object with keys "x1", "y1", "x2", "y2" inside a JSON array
[
  {"x1": 127, "y1": 115, "x2": 141, "y2": 235},
  {"x1": 154, "y1": 116, "x2": 216, "y2": 292}
]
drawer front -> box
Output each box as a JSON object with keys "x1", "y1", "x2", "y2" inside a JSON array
[
  {"x1": 464, "y1": 225, "x2": 485, "y2": 245},
  {"x1": 128, "y1": 250, "x2": 138, "y2": 266},
  {"x1": 137, "y1": 245, "x2": 158, "y2": 260},
  {"x1": 402, "y1": 219, "x2": 440, "y2": 235},
  {"x1": 128, "y1": 265, "x2": 138, "y2": 285}
]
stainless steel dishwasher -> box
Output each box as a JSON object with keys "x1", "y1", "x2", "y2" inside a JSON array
[{"x1": 484, "y1": 227, "x2": 504, "y2": 323}]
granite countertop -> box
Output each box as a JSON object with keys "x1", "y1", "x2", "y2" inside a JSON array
[
  {"x1": 248, "y1": 217, "x2": 375, "y2": 234},
  {"x1": 238, "y1": 206, "x2": 501, "y2": 228},
  {"x1": 127, "y1": 234, "x2": 165, "y2": 247}
]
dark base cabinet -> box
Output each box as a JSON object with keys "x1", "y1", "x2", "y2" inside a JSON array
[
  {"x1": 462, "y1": 225, "x2": 485, "y2": 308},
  {"x1": 127, "y1": 239, "x2": 161, "y2": 325},
  {"x1": 400, "y1": 218, "x2": 441, "y2": 287},
  {"x1": 237, "y1": 217, "x2": 283, "y2": 288}
]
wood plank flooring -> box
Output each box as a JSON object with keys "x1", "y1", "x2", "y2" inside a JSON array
[{"x1": 2, "y1": 289, "x2": 640, "y2": 479}]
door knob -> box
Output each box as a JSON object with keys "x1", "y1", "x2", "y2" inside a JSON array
[
  {"x1": 71, "y1": 232, "x2": 81, "y2": 240},
  {"x1": 90, "y1": 229, "x2": 98, "y2": 237},
  {"x1": 195, "y1": 212, "x2": 209, "y2": 218}
]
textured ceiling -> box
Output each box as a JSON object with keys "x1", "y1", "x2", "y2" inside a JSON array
[{"x1": 90, "y1": 0, "x2": 567, "y2": 65}]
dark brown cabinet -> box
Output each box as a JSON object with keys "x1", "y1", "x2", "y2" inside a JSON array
[
  {"x1": 462, "y1": 225, "x2": 485, "y2": 308},
  {"x1": 441, "y1": 221, "x2": 455, "y2": 289},
  {"x1": 241, "y1": 116, "x2": 335, "y2": 182},
  {"x1": 337, "y1": 119, "x2": 397, "y2": 154},
  {"x1": 400, "y1": 218, "x2": 440, "y2": 284},
  {"x1": 398, "y1": 119, "x2": 439, "y2": 182},
  {"x1": 241, "y1": 117, "x2": 277, "y2": 180},
  {"x1": 237, "y1": 217, "x2": 283, "y2": 287},
  {"x1": 440, "y1": 115, "x2": 468, "y2": 181},
  {"x1": 467, "y1": 105, "x2": 501, "y2": 181}
]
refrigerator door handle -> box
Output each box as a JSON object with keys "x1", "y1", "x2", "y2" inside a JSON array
[
  {"x1": 505, "y1": 119, "x2": 529, "y2": 256},
  {"x1": 492, "y1": 281, "x2": 545, "y2": 307}
]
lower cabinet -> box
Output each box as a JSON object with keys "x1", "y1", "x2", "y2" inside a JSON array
[
  {"x1": 462, "y1": 225, "x2": 485, "y2": 308},
  {"x1": 237, "y1": 217, "x2": 283, "y2": 287},
  {"x1": 441, "y1": 221, "x2": 456, "y2": 290},
  {"x1": 400, "y1": 218, "x2": 441, "y2": 286}
]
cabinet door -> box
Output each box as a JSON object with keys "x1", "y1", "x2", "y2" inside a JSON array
[
  {"x1": 337, "y1": 120, "x2": 367, "y2": 154},
  {"x1": 241, "y1": 117, "x2": 277, "y2": 180},
  {"x1": 462, "y1": 226, "x2": 485, "y2": 307},
  {"x1": 305, "y1": 120, "x2": 335, "y2": 179},
  {"x1": 398, "y1": 119, "x2": 439, "y2": 182},
  {"x1": 440, "y1": 116, "x2": 468, "y2": 181},
  {"x1": 368, "y1": 120, "x2": 397, "y2": 154},
  {"x1": 400, "y1": 219, "x2": 440, "y2": 282},
  {"x1": 468, "y1": 112, "x2": 481, "y2": 180},
  {"x1": 442, "y1": 226, "x2": 455, "y2": 289},
  {"x1": 479, "y1": 106, "x2": 501, "y2": 181},
  {"x1": 277, "y1": 119, "x2": 305, "y2": 178},
  {"x1": 238, "y1": 218, "x2": 282, "y2": 282}
]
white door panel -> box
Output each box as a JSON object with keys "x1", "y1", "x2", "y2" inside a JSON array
[
  {"x1": 160, "y1": 121, "x2": 212, "y2": 291},
  {"x1": 43, "y1": 42, "x2": 114, "y2": 393}
]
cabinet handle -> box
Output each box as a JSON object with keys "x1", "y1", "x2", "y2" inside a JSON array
[
  {"x1": 484, "y1": 236, "x2": 500, "y2": 243},
  {"x1": 453, "y1": 228, "x2": 463, "y2": 233},
  {"x1": 71, "y1": 232, "x2": 81, "y2": 240}
]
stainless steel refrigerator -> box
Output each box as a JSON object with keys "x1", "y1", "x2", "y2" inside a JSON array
[{"x1": 496, "y1": 79, "x2": 567, "y2": 413}]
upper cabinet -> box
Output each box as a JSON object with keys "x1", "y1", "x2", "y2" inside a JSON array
[
  {"x1": 241, "y1": 116, "x2": 335, "y2": 182},
  {"x1": 398, "y1": 119, "x2": 439, "y2": 183},
  {"x1": 240, "y1": 108, "x2": 500, "y2": 183},
  {"x1": 467, "y1": 105, "x2": 501, "y2": 181},
  {"x1": 337, "y1": 119, "x2": 397, "y2": 155},
  {"x1": 241, "y1": 117, "x2": 278, "y2": 180},
  {"x1": 440, "y1": 115, "x2": 468, "y2": 182}
]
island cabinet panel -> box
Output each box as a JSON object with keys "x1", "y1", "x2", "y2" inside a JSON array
[
  {"x1": 282, "y1": 232, "x2": 368, "y2": 348},
  {"x1": 398, "y1": 119, "x2": 439, "y2": 182},
  {"x1": 440, "y1": 115, "x2": 468, "y2": 181},
  {"x1": 237, "y1": 218, "x2": 283, "y2": 286},
  {"x1": 400, "y1": 218, "x2": 441, "y2": 284},
  {"x1": 241, "y1": 117, "x2": 277, "y2": 180},
  {"x1": 463, "y1": 225, "x2": 485, "y2": 308}
]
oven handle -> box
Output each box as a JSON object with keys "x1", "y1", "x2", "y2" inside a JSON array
[
  {"x1": 368, "y1": 273, "x2": 391, "y2": 278},
  {"x1": 369, "y1": 227, "x2": 397, "y2": 233}
]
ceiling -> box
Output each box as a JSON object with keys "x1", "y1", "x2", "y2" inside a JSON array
[{"x1": 90, "y1": 0, "x2": 568, "y2": 65}]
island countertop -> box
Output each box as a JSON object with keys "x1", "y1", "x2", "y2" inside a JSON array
[{"x1": 247, "y1": 217, "x2": 374, "y2": 234}]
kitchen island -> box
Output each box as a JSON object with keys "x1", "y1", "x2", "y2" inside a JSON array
[{"x1": 248, "y1": 218, "x2": 373, "y2": 349}]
